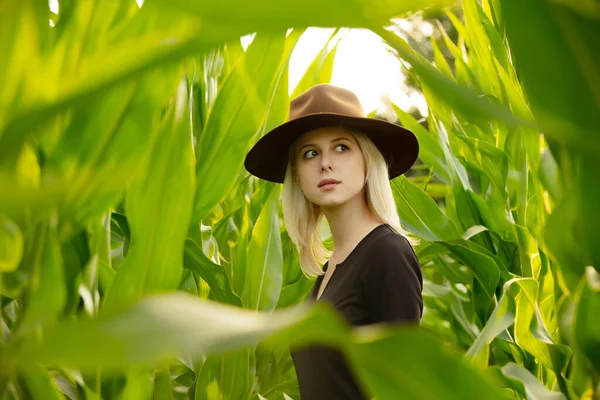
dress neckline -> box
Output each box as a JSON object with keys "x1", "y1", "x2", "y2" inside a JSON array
[{"x1": 322, "y1": 224, "x2": 388, "y2": 272}]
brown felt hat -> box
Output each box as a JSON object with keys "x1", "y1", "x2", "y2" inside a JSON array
[{"x1": 244, "y1": 84, "x2": 419, "y2": 183}]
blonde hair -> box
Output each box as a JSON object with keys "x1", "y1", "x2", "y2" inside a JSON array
[{"x1": 282, "y1": 127, "x2": 419, "y2": 278}]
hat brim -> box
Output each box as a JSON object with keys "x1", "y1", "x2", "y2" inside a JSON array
[{"x1": 244, "y1": 113, "x2": 419, "y2": 183}]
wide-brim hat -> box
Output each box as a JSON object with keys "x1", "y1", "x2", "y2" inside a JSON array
[{"x1": 244, "y1": 84, "x2": 419, "y2": 183}]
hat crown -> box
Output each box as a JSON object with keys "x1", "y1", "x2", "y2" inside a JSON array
[{"x1": 289, "y1": 84, "x2": 366, "y2": 121}]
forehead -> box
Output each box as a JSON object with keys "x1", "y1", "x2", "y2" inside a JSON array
[{"x1": 296, "y1": 126, "x2": 355, "y2": 145}]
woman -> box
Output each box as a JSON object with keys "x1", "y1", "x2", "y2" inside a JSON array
[{"x1": 244, "y1": 84, "x2": 423, "y2": 400}]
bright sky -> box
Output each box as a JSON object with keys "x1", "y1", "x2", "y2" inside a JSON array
[{"x1": 286, "y1": 28, "x2": 428, "y2": 119}]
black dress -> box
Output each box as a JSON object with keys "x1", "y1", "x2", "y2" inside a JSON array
[{"x1": 290, "y1": 224, "x2": 423, "y2": 400}]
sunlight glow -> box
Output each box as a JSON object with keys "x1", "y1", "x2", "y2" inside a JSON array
[
  {"x1": 420, "y1": 22, "x2": 434, "y2": 36},
  {"x1": 49, "y1": 0, "x2": 58, "y2": 14},
  {"x1": 289, "y1": 28, "x2": 428, "y2": 119}
]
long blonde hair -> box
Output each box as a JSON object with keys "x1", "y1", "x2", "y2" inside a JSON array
[{"x1": 282, "y1": 127, "x2": 419, "y2": 278}]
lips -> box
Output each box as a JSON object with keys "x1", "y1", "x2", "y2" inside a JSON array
[{"x1": 318, "y1": 179, "x2": 341, "y2": 188}]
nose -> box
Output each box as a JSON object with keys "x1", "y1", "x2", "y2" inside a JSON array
[{"x1": 320, "y1": 155, "x2": 333, "y2": 172}]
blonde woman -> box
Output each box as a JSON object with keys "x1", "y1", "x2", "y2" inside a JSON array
[{"x1": 244, "y1": 84, "x2": 423, "y2": 400}]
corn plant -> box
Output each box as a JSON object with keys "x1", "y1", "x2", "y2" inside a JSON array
[
  {"x1": 373, "y1": 0, "x2": 600, "y2": 398},
  {"x1": 0, "y1": 0, "x2": 598, "y2": 399}
]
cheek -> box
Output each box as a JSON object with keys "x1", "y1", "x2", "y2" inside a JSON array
[
  {"x1": 345, "y1": 154, "x2": 366, "y2": 178},
  {"x1": 295, "y1": 164, "x2": 312, "y2": 188}
]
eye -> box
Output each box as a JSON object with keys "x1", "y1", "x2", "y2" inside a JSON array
[
  {"x1": 303, "y1": 149, "x2": 318, "y2": 159},
  {"x1": 335, "y1": 144, "x2": 349, "y2": 152}
]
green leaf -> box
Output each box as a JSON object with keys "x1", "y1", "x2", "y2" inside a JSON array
[
  {"x1": 392, "y1": 105, "x2": 451, "y2": 185},
  {"x1": 506, "y1": 278, "x2": 572, "y2": 376},
  {"x1": 46, "y1": 64, "x2": 184, "y2": 226},
  {"x1": 159, "y1": 0, "x2": 451, "y2": 31},
  {"x1": 490, "y1": 363, "x2": 567, "y2": 400},
  {"x1": 12, "y1": 292, "x2": 318, "y2": 369},
  {"x1": 193, "y1": 31, "x2": 300, "y2": 222},
  {"x1": 233, "y1": 201, "x2": 252, "y2": 298},
  {"x1": 391, "y1": 175, "x2": 503, "y2": 313},
  {"x1": 243, "y1": 186, "x2": 283, "y2": 311},
  {"x1": 441, "y1": 240, "x2": 502, "y2": 304},
  {"x1": 391, "y1": 176, "x2": 461, "y2": 241},
  {"x1": 349, "y1": 327, "x2": 507, "y2": 400},
  {"x1": 436, "y1": 18, "x2": 478, "y2": 89},
  {"x1": 466, "y1": 190, "x2": 515, "y2": 243},
  {"x1": 502, "y1": 127, "x2": 529, "y2": 223},
  {"x1": 0, "y1": 0, "x2": 449, "y2": 159},
  {"x1": 499, "y1": 0, "x2": 600, "y2": 151},
  {"x1": 280, "y1": 229, "x2": 304, "y2": 286},
  {"x1": 0, "y1": 215, "x2": 23, "y2": 272},
  {"x1": 231, "y1": 179, "x2": 275, "y2": 299},
  {"x1": 102, "y1": 81, "x2": 195, "y2": 313},
  {"x1": 452, "y1": 135, "x2": 508, "y2": 198},
  {"x1": 20, "y1": 221, "x2": 67, "y2": 329},
  {"x1": 573, "y1": 268, "x2": 600, "y2": 376},
  {"x1": 374, "y1": 27, "x2": 531, "y2": 128},
  {"x1": 579, "y1": 156, "x2": 600, "y2": 275},
  {"x1": 183, "y1": 238, "x2": 243, "y2": 307},
  {"x1": 195, "y1": 348, "x2": 252, "y2": 400},
  {"x1": 277, "y1": 276, "x2": 314, "y2": 309},
  {"x1": 460, "y1": 0, "x2": 503, "y2": 99},
  {"x1": 153, "y1": 366, "x2": 173, "y2": 400},
  {"x1": 430, "y1": 34, "x2": 454, "y2": 80},
  {"x1": 511, "y1": 224, "x2": 541, "y2": 279},
  {"x1": 120, "y1": 370, "x2": 153, "y2": 400},
  {"x1": 0, "y1": 173, "x2": 67, "y2": 227},
  {"x1": 543, "y1": 192, "x2": 587, "y2": 293},
  {"x1": 81, "y1": 214, "x2": 112, "y2": 317},
  {"x1": 466, "y1": 279, "x2": 519, "y2": 364},
  {"x1": 262, "y1": 32, "x2": 300, "y2": 135},
  {"x1": 0, "y1": 13, "x2": 204, "y2": 157},
  {"x1": 539, "y1": 147, "x2": 561, "y2": 204},
  {"x1": 18, "y1": 365, "x2": 64, "y2": 400},
  {"x1": 7, "y1": 289, "x2": 533, "y2": 400}
]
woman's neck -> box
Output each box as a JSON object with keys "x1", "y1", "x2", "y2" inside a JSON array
[{"x1": 321, "y1": 197, "x2": 383, "y2": 257}]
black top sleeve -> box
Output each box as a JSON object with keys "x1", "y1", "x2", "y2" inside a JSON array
[{"x1": 360, "y1": 234, "x2": 423, "y2": 325}]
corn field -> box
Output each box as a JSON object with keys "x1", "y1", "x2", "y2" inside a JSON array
[{"x1": 0, "y1": 0, "x2": 599, "y2": 399}]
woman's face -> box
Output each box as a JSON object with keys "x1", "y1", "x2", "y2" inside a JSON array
[{"x1": 293, "y1": 126, "x2": 366, "y2": 209}]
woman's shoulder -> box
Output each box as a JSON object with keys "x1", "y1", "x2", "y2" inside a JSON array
[
  {"x1": 360, "y1": 225, "x2": 421, "y2": 281},
  {"x1": 368, "y1": 225, "x2": 415, "y2": 255}
]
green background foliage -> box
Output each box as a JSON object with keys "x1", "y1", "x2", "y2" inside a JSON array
[{"x1": 0, "y1": 0, "x2": 598, "y2": 398}]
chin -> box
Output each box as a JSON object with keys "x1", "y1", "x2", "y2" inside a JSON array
[
  {"x1": 315, "y1": 199, "x2": 345, "y2": 208},
  {"x1": 308, "y1": 193, "x2": 348, "y2": 208}
]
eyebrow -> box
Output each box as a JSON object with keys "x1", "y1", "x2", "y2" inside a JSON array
[{"x1": 298, "y1": 137, "x2": 354, "y2": 154}]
